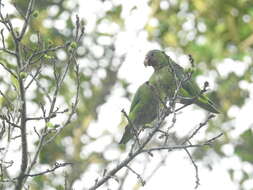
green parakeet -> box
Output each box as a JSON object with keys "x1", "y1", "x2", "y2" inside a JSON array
[
  {"x1": 119, "y1": 82, "x2": 160, "y2": 144},
  {"x1": 144, "y1": 50, "x2": 219, "y2": 114}
]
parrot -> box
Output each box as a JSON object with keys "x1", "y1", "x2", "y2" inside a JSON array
[
  {"x1": 144, "y1": 49, "x2": 219, "y2": 114},
  {"x1": 119, "y1": 82, "x2": 160, "y2": 144}
]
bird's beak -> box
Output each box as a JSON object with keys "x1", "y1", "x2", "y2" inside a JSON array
[{"x1": 144, "y1": 56, "x2": 149, "y2": 67}]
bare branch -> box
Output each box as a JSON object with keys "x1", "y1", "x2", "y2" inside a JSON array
[
  {"x1": 182, "y1": 114, "x2": 215, "y2": 144},
  {"x1": 126, "y1": 165, "x2": 145, "y2": 186},
  {"x1": 0, "y1": 114, "x2": 20, "y2": 128},
  {"x1": 17, "y1": 0, "x2": 35, "y2": 41},
  {"x1": 24, "y1": 162, "x2": 72, "y2": 177},
  {"x1": 26, "y1": 44, "x2": 67, "y2": 67},
  {"x1": 24, "y1": 64, "x2": 42, "y2": 90},
  {"x1": 140, "y1": 139, "x2": 221, "y2": 153},
  {"x1": 88, "y1": 107, "x2": 170, "y2": 190},
  {"x1": 184, "y1": 148, "x2": 200, "y2": 189},
  {"x1": 26, "y1": 114, "x2": 56, "y2": 121},
  {"x1": 44, "y1": 58, "x2": 80, "y2": 145},
  {"x1": 0, "y1": 29, "x2": 17, "y2": 56},
  {"x1": 0, "y1": 62, "x2": 18, "y2": 79}
]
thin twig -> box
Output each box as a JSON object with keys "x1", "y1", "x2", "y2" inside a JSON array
[
  {"x1": 121, "y1": 109, "x2": 141, "y2": 146},
  {"x1": 0, "y1": 115, "x2": 20, "y2": 128},
  {"x1": 141, "y1": 138, "x2": 221, "y2": 153},
  {"x1": 0, "y1": 62, "x2": 18, "y2": 79},
  {"x1": 17, "y1": 0, "x2": 34, "y2": 41},
  {"x1": 25, "y1": 64, "x2": 42, "y2": 90},
  {"x1": 0, "y1": 29, "x2": 17, "y2": 56},
  {"x1": 26, "y1": 114, "x2": 56, "y2": 121},
  {"x1": 126, "y1": 165, "x2": 145, "y2": 186},
  {"x1": 26, "y1": 44, "x2": 67, "y2": 68},
  {"x1": 23, "y1": 162, "x2": 72, "y2": 177},
  {"x1": 117, "y1": 170, "x2": 129, "y2": 190},
  {"x1": 88, "y1": 107, "x2": 170, "y2": 190},
  {"x1": 0, "y1": 89, "x2": 13, "y2": 107},
  {"x1": 182, "y1": 114, "x2": 215, "y2": 144}
]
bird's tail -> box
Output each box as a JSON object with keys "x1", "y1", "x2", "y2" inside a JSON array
[
  {"x1": 119, "y1": 125, "x2": 132, "y2": 144},
  {"x1": 196, "y1": 95, "x2": 220, "y2": 114}
]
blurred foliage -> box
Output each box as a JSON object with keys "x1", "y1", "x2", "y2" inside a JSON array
[
  {"x1": 0, "y1": 0, "x2": 253, "y2": 189},
  {"x1": 235, "y1": 129, "x2": 253, "y2": 164}
]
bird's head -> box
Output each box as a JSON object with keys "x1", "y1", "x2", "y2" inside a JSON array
[{"x1": 144, "y1": 50, "x2": 167, "y2": 70}]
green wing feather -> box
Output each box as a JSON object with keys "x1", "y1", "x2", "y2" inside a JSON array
[
  {"x1": 170, "y1": 61, "x2": 219, "y2": 113},
  {"x1": 119, "y1": 83, "x2": 159, "y2": 144},
  {"x1": 129, "y1": 87, "x2": 141, "y2": 112}
]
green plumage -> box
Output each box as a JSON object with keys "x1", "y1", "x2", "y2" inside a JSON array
[
  {"x1": 144, "y1": 50, "x2": 219, "y2": 114},
  {"x1": 119, "y1": 82, "x2": 159, "y2": 144},
  {"x1": 120, "y1": 50, "x2": 219, "y2": 144}
]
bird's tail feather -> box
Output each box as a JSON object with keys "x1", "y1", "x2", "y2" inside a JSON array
[{"x1": 196, "y1": 96, "x2": 220, "y2": 114}]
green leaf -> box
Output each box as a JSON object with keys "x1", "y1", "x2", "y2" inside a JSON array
[
  {"x1": 46, "y1": 122, "x2": 54, "y2": 128},
  {"x1": 235, "y1": 129, "x2": 253, "y2": 163}
]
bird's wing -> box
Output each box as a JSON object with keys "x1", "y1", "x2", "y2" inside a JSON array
[
  {"x1": 171, "y1": 63, "x2": 201, "y2": 97},
  {"x1": 129, "y1": 86, "x2": 142, "y2": 113}
]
